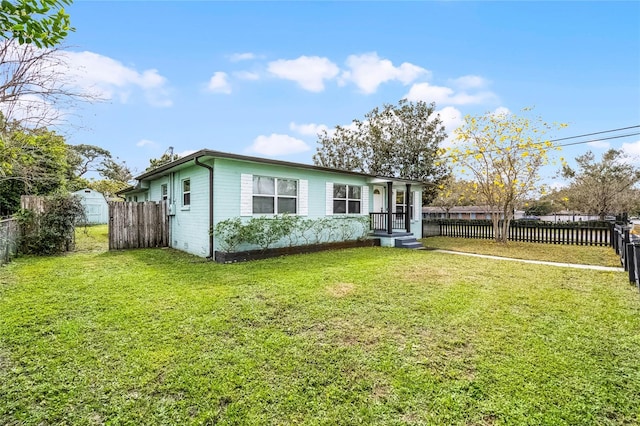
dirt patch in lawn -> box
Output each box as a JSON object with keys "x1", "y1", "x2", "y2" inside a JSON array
[{"x1": 326, "y1": 282, "x2": 356, "y2": 298}]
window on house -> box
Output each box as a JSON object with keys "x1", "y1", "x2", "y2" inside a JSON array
[
  {"x1": 252, "y1": 176, "x2": 297, "y2": 214},
  {"x1": 395, "y1": 190, "x2": 406, "y2": 213},
  {"x1": 395, "y1": 190, "x2": 415, "y2": 218},
  {"x1": 161, "y1": 184, "x2": 168, "y2": 201},
  {"x1": 182, "y1": 179, "x2": 191, "y2": 206},
  {"x1": 333, "y1": 184, "x2": 361, "y2": 214}
]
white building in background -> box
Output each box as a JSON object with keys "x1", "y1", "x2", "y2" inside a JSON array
[{"x1": 72, "y1": 188, "x2": 109, "y2": 224}]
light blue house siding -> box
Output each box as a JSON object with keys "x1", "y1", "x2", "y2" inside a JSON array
[
  {"x1": 72, "y1": 188, "x2": 109, "y2": 224},
  {"x1": 125, "y1": 150, "x2": 423, "y2": 258},
  {"x1": 147, "y1": 166, "x2": 210, "y2": 257}
]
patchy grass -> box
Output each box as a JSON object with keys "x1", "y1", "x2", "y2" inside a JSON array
[
  {"x1": 422, "y1": 236, "x2": 622, "y2": 267},
  {"x1": 74, "y1": 224, "x2": 110, "y2": 252},
  {"x1": 0, "y1": 226, "x2": 638, "y2": 424}
]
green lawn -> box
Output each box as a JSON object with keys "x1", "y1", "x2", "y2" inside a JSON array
[
  {"x1": 422, "y1": 236, "x2": 622, "y2": 267},
  {"x1": 0, "y1": 226, "x2": 639, "y2": 425}
]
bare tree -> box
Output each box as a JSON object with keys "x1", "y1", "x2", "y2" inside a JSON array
[{"x1": 0, "y1": 39, "x2": 98, "y2": 129}]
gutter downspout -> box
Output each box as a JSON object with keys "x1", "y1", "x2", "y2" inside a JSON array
[{"x1": 194, "y1": 156, "x2": 214, "y2": 260}]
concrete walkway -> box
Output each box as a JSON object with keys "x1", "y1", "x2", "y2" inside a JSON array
[{"x1": 432, "y1": 249, "x2": 625, "y2": 272}]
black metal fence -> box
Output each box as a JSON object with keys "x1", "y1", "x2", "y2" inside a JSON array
[
  {"x1": 423, "y1": 219, "x2": 613, "y2": 247},
  {"x1": 612, "y1": 224, "x2": 640, "y2": 290},
  {"x1": 370, "y1": 212, "x2": 407, "y2": 231}
]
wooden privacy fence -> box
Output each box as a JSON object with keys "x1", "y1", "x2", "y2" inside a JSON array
[
  {"x1": 20, "y1": 195, "x2": 46, "y2": 214},
  {"x1": 423, "y1": 219, "x2": 613, "y2": 247},
  {"x1": 0, "y1": 218, "x2": 19, "y2": 265},
  {"x1": 109, "y1": 201, "x2": 169, "y2": 250}
]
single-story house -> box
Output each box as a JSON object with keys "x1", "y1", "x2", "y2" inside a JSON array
[
  {"x1": 118, "y1": 149, "x2": 424, "y2": 258},
  {"x1": 72, "y1": 188, "x2": 109, "y2": 224}
]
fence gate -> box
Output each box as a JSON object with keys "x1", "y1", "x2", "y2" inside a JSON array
[{"x1": 108, "y1": 201, "x2": 169, "y2": 250}]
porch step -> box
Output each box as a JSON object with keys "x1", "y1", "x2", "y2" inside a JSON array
[{"x1": 394, "y1": 236, "x2": 425, "y2": 249}]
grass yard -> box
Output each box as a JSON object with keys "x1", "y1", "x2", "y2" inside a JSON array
[
  {"x1": 0, "y1": 226, "x2": 639, "y2": 425},
  {"x1": 421, "y1": 236, "x2": 622, "y2": 267}
]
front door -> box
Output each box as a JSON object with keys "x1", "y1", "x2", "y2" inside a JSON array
[{"x1": 373, "y1": 186, "x2": 384, "y2": 212}]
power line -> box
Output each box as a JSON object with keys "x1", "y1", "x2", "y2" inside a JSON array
[
  {"x1": 441, "y1": 125, "x2": 640, "y2": 161},
  {"x1": 548, "y1": 125, "x2": 640, "y2": 143},
  {"x1": 557, "y1": 132, "x2": 640, "y2": 148}
]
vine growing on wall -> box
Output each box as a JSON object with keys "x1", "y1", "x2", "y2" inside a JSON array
[{"x1": 211, "y1": 215, "x2": 371, "y2": 253}]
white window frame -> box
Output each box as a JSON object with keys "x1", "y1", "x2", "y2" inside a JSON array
[
  {"x1": 161, "y1": 183, "x2": 168, "y2": 201},
  {"x1": 395, "y1": 189, "x2": 415, "y2": 218},
  {"x1": 332, "y1": 184, "x2": 361, "y2": 215},
  {"x1": 252, "y1": 175, "x2": 298, "y2": 215},
  {"x1": 181, "y1": 178, "x2": 191, "y2": 207}
]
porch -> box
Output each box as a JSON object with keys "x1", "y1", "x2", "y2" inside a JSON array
[{"x1": 369, "y1": 212, "x2": 424, "y2": 249}]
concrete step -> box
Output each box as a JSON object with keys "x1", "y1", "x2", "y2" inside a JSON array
[{"x1": 394, "y1": 236, "x2": 424, "y2": 249}]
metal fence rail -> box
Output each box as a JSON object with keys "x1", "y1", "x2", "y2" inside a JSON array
[
  {"x1": 613, "y1": 224, "x2": 640, "y2": 290},
  {"x1": 424, "y1": 219, "x2": 613, "y2": 246}
]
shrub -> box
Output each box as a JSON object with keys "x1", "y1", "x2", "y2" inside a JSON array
[
  {"x1": 211, "y1": 218, "x2": 246, "y2": 253},
  {"x1": 15, "y1": 194, "x2": 86, "y2": 255}
]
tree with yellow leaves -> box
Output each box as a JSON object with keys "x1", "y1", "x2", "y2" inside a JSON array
[{"x1": 447, "y1": 108, "x2": 567, "y2": 243}]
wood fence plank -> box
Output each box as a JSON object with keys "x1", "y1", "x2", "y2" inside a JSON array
[{"x1": 108, "y1": 201, "x2": 169, "y2": 251}]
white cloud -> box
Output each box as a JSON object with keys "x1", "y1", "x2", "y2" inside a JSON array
[
  {"x1": 405, "y1": 82, "x2": 497, "y2": 105},
  {"x1": 136, "y1": 139, "x2": 156, "y2": 148},
  {"x1": 229, "y1": 52, "x2": 256, "y2": 62},
  {"x1": 63, "y1": 50, "x2": 172, "y2": 107},
  {"x1": 340, "y1": 52, "x2": 428, "y2": 94},
  {"x1": 622, "y1": 140, "x2": 640, "y2": 159},
  {"x1": 587, "y1": 140, "x2": 611, "y2": 149},
  {"x1": 246, "y1": 134, "x2": 311, "y2": 156},
  {"x1": 233, "y1": 71, "x2": 260, "y2": 80},
  {"x1": 289, "y1": 122, "x2": 329, "y2": 137},
  {"x1": 450, "y1": 75, "x2": 489, "y2": 90},
  {"x1": 435, "y1": 106, "x2": 464, "y2": 147},
  {"x1": 267, "y1": 56, "x2": 339, "y2": 92},
  {"x1": 207, "y1": 71, "x2": 232, "y2": 94},
  {"x1": 492, "y1": 106, "x2": 511, "y2": 117}
]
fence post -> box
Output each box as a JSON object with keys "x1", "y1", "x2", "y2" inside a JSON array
[
  {"x1": 629, "y1": 237, "x2": 640, "y2": 290},
  {"x1": 627, "y1": 242, "x2": 636, "y2": 282}
]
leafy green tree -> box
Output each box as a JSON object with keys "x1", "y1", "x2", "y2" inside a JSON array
[
  {"x1": 0, "y1": 124, "x2": 70, "y2": 215},
  {"x1": 562, "y1": 149, "x2": 640, "y2": 219},
  {"x1": 66, "y1": 144, "x2": 111, "y2": 177},
  {"x1": 0, "y1": 0, "x2": 73, "y2": 47},
  {"x1": 89, "y1": 158, "x2": 132, "y2": 198},
  {"x1": 448, "y1": 108, "x2": 567, "y2": 243},
  {"x1": 146, "y1": 151, "x2": 180, "y2": 172},
  {"x1": 523, "y1": 200, "x2": 554, "y2": 216},
  {"x1": 0, "y1": 118, "x2": 127, "y2": 213},
  {"x1": 313, "y1": 99, "x2": 449, "y2": 203},
  {"x1": 97, "y1": 157, "x2": 131, "y2": 183}
]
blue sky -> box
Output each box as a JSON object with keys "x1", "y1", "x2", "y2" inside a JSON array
[{"x1": 60, "y1": 1, "x2": 639, "y2": 184}]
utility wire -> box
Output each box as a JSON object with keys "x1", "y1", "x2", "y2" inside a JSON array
[
  {"x1": 440, "y1": 125, "x2": 640, "y2": 160},
  {"x1": 548, "y1": 125, "x2": 640, "y2": 143},
  {"x1": 557, "y1": 132, "x2": 640, "y2": 148}
]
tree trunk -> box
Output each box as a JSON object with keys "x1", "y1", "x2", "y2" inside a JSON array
[{"x1": 491, "y1": 212, "x2": 503, "y2": 243}]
